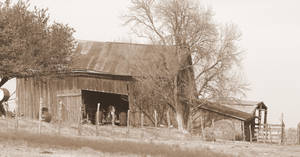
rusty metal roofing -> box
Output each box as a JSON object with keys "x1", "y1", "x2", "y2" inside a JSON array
[{"x1": 71, "y1": 41, "x2": 169, "y2": 76}]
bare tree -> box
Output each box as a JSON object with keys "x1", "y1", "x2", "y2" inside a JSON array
[{"x1": 126, "y1": 0, "x2": 247, "y2": 131}]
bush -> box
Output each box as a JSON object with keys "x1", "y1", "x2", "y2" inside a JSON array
[{"x1": 204, "y1": 127, "x2": 216, "y2": 141}]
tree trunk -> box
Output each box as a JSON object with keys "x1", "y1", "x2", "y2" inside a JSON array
[
  {"x1": 176, "y1": 110, "x2": 184, "y2": 131},
  {"x1": 176, "y1": 53, "x2": 196, "y2": 130}
]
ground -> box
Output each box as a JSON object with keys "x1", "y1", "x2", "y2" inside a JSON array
[{"x1": 0, "y1": 119, "x2": 299, "y2": 157}]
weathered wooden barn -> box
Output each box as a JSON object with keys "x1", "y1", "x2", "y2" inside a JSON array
[
  {"x1": 192, "y1": 100, "x2": 268, "y2": 141},
  {"x1": 16, "y1": 41, "x2": 163, "y2": 125},
  {"x1": 16, "y1": 40, "x2": 268, "y2": 141}
]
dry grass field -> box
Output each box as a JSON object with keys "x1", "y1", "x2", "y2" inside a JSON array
[{"x1": 0, "y1": 119, "x2": 299, "y2": 157}]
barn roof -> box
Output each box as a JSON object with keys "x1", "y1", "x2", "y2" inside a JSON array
[
  {"x1": 71, "y1": 40, "x2": 171, "y2": 77},
  {"x1": 196, "y1": 100, "x2": 254, "y2": 121}
]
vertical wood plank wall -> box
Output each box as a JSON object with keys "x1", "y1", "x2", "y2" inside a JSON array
[{"x1": 16, "y1": 75, "x2": 130, "y2": 123}]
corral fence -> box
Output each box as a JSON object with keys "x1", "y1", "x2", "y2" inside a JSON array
[{"x1": 255, "y1": 123, "x2": 285, "y2": 144}]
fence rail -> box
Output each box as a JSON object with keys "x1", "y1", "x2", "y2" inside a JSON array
[{"x1": 255, "y1": 123, "x2": 284, "y2": 144}]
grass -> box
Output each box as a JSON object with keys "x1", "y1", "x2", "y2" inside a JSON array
[{"x1": 0, "y1": 130, "x2": 231, "y2": 157}]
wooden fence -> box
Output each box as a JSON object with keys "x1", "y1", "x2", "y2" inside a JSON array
[{"x1": 255, "y1": 123, "x2": 285, "y2": 144}]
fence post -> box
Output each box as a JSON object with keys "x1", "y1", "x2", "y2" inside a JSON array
[
  {"x1": 78, "y1": 106, "x2": 82, "y2": 136},
  {"x1": 167, "y1": 109, "x2": 171, "y2": 128},
  {"x1": 141, "y1": 112, "x2": 144, "y2": 128},
  {"x1": 297, "y1": 122, "x2": 300, "y2": 145},
  {"x1": 58, "y1": 100, "x2": 63, "y2": 135},
  {"x1": 154, "y1": 110, "x2": 157, "y2": 128},
  {"x1": 269, "y1": 126, "x2": 272, "y2": 143},
  {"x1": 38, "y1": 98, "x2": 43, "y2": 135},
  {"x1": 96, "y1": 103, "x2": 100, "y2": 136},
  {"x1": 127, "y1": 110, "x2": 130, "y2": 134},
  {"x1": 249, "y1": 124, "x2": 252, "y2": 143},
  {"x1": 200, "y1": 116, "x2": 204, "y2": 138},
  {"x1": 15, "y1": 98, "x2": 19, "y2": 132},
  {"x1": 281, "y1": 113, "x2": 285, "y2": 144}
]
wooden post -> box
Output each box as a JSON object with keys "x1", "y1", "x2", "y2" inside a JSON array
[
  {"x1": 241, "y1": 121, "x2": 245, "y2": 141},
  {"x1": 167, "y1": 109, "x2": 171, "y2": 128},
  {"x1": 297, "y1": 122, "x2": 300, "y2": 145},
  {"x1": 249, "y1": 124, "x2": 252, "y2": 143},
  {"x1": 154, "y1": 110, "x2": 157, "y2": 127},
  {"x1": 15, "y1": 98, "x2": 19, "y2": 132},
  {"x1": 58, "y1": 100, "x2": 63, "y2": 134},
  {"x1": 111, "y1": 106, "x2": 115, "y2": 126},
  {"x1": 78, "y1": 106, "x2": 81, "y2": 136},
  {"x1": 38, "y1": 98, "x2": 43, "y2": 135},
  {"x1": 96, "y1": 103, "x2": 100, "y2": 136},
  {"x1": 127, "y1": 110, "x2": 130, "y2": 134},
  {"x1": 269, "y1": 126, "x2": 272, "y2": 143},
  {"x1": 141, "y1": 112, "x2": 144, "y2": 128},
  {"x1": 264, "y1": 109, "x2": 268, "y2": 125},
  {"x1": 281, "y1": 113, "x2": 285, "y2": 144},
  {"x1": 200, "y1": 116, "x2": 204, "y2": 138}
]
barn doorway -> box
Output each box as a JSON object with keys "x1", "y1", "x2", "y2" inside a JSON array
[{"x1": 81, "y1": 90, "x2": 129, "y2": 126}]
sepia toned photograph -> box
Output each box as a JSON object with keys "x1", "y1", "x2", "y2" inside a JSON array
[{"x1": 0, "y1": 0, "x2": 299, "y2": 156}]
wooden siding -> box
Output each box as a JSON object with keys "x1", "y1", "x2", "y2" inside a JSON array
[
  {"x1": 16, "y1": 75, "x2": 130, "y2": 123},
  {"x1": 57, "y1": 89, "x2": 82, "y2": 124},
  {"x1": 192, "y1": 109, "x2": 244, "y2": 140}
]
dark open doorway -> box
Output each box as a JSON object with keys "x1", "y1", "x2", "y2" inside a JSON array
[{"x1": 81, "y1": 90, "x2": 129, "y2": 125}]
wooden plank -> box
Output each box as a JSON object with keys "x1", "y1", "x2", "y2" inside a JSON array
[{"x1": 57, "y1": 93, "x2": 81, "y2": 97}]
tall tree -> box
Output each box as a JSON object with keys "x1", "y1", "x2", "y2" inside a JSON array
[
  {"x1": 126, "y1": 0, "x2": 247, "y2": 131},
  {"x1": 0, "y1": 0, "x2": 76, "y2": 86}
]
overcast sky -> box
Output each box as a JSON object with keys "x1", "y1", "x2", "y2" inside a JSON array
[{"x1": 3, "y1": 0, "x2": 300, "y2": 128}]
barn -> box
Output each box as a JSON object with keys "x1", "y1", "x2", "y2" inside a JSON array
[
  {"x1": 192, "y1": 100, "x2": 268, "y2": 141},
  {"x1": 16, "y1": 40, "x2": 268, "y2": 141},
  {"x1": 16, "y1": 41, "x2": 165, "y2": 125}
]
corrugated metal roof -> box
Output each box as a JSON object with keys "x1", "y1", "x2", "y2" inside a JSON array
[{"x1": 71, "y1": 41, "x2": 170, "y2": 76}]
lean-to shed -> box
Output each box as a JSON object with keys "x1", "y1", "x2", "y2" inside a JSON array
[{"x1": 192, "y1": 100, "x2": 268, "y2": 141}]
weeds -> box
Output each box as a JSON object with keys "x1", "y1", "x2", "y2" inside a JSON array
[{"x1": 0, "y1": 130, "x2": 231, "y2": 157}]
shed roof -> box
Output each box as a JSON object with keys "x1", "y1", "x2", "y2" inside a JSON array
[
  {"x1": 71, "y1": 41, "x2": 171, "y2": 77},
  {"x1": 220, "y1": 100, "x2": 267, "y2": 115},
  {"x1": 196, "y1": 100, "x2": 254, "y2": 121}
]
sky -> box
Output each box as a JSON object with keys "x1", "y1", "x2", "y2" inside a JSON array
[{"x1": 2, "y1": 0, "x2": 300, "y2": 128}]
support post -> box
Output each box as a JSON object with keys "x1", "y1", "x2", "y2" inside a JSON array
[
  {"x1": 264, "y1": 109, "x2": 268, "y2": 125},
  {"x1": 249, "y1": 124, "x2": 252, "y2": 143},
  {"x1": 111, "y1": 106, "x2": 115, "y2": 126},
  {"x1": 241, "y1": 121, "x2": 245, "y2": 141},
  {"x1": 96, "y1": 103, "x2": 100, "y2": 136}
]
